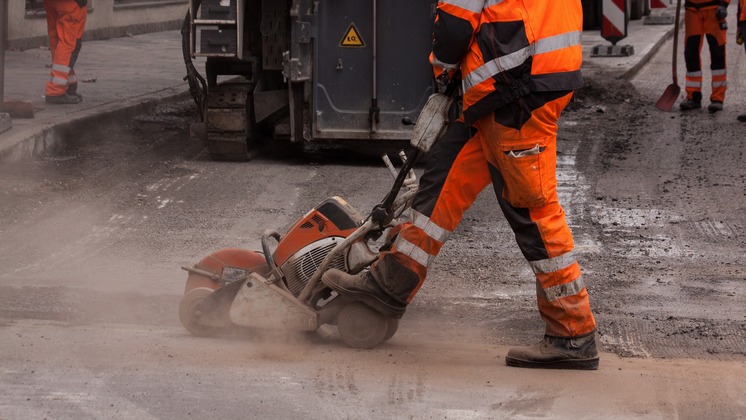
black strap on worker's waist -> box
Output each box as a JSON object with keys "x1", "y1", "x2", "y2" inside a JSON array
[{"x1": 685, "y1": 0, "x2": 720, "y2": 9}]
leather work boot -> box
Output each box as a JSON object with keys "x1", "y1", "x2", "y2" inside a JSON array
[
  {"x1": 67, "y1": 85, "x2": 82, "y2": 100},
  {"x1": 45, "y1": 93, "x2": 82, "y2": 105},
  {"x1": 707, "y1": 101, "x2": 723, "y2": 113},
  {"x1": 738, "y1": 114, "x2": 746, "y2": 122},
  {"x1": 321, "y1": 269, "x2": 406, "y2": 318},
  {"x1": 505, "y1": 330, "x2": 599, "y2": 370},
  {"x1": 679, "y1": 98, "x2": 702, "y2": 111}
]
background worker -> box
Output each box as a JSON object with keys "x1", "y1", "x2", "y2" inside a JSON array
[
  {"x1": 323, "y1": 0, "x2": 599, "y2": 370},
  {"x1": 738, "y1": 0, "x2": 746, "y2": 121},
  {"x1": 680, "y1": 0, "x2": 730, "y2": 112},
  {"x1": 44, "y1": 0, "x2": 87, "y2": 104}
]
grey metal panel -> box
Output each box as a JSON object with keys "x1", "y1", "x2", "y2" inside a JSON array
[
  {"x1": 313, "y1": 0, "x2": 438, "y2": 140},
  {"x1": 261, "y1": 0, "x2": 289, "y2": 70}
]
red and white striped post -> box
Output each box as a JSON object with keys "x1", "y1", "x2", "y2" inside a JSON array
[
  {"x1": 592, "y1": 0, "x2": 634, "y2": 56},
  {"x1": 645, "y1": 0, "x2": 676, "y2": 25},
  {"x1": 601, "y1": 0, "x2": 628, "y2": 45}
]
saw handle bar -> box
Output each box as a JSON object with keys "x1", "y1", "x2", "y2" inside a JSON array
[
  {"x1": 371, "y1": 148, "x2": 422, "y2": 227},
  {"x1": 382, "y1": 151, "x2": 418, "y2": 193}
]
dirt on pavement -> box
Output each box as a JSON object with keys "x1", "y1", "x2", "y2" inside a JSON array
[{"x1": 1, "y1": 64, "x2": 745, "y2": 417}]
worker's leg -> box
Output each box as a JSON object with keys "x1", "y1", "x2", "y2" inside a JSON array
[
  {"x1": 370, "y1": 121, "x2": 492, "y2": 304},
  {"x1": 480, "y1": 91, "x2": 596, "y2": 339},
  {"x1": 322, "y1": 120, "x2": 493, "y2": 315},
  {"x1": 44, "y1": 1, "x2": 59, "y2": 63},
  {"x1": 683, "y1": 9, "x2": 705, "y2": 108},
  {"x1": 66, "y1": 2, "x2": 86, "y2": 98},
  {"x1": 704, "y1": 10, "x2": 727, "y2": 107},
  {"x1": 45, "y1": 0, "x2": 86, "y2": 100},
  {"x1": 473, "y1": 91, "x2": 597, "y2": 369}
]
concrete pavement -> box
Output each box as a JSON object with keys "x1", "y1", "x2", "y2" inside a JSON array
[{"x1": 0, "y1": 7, "x2": 678, "y2": 161}]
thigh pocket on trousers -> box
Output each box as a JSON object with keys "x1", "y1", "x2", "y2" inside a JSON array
[{"x1": 496, "y1": 140, "x2": 556, "y2": 208}]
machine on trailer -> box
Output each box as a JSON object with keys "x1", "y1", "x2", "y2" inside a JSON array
[{"x1": 182, "y1": 0, "x2": 438, "y2": 160}]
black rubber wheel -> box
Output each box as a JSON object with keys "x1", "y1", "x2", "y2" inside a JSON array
[
  {"x1": 337, "y1": 302, "x2": 388, "y2": 349},
  {"x1": 179, "y1": 287, "x2": 217, "y2": 336},
  {"x1": 383, "y1": 317, "x2": 399, "y2": 342}
]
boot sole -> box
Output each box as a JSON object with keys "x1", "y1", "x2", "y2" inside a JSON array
[
  {"x1": 505, "y1": 356, "x2": 599, "y2": 370},
  {"x1": 45, "y1": 97, "x2": 81, "y2": 105},
  {"x1": 323, "y1": 279, "x2": 406, "y2": 319}
]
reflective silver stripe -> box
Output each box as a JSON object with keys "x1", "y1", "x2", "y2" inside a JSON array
[
  {"x1": 534, "y1": 31, "x2": 582, "y2": 55},
  {"x1": 711, "y1": 69, "x2": 727, "y2": 76},
  {"x1": 686, "y1": 71, "x2": 702, "y2": 77},
  {"x1": 442, "y1": 0, "x2": 485, "y2": 13},
  {"x1": 539, "y1": 276, "x2": 586, "y2": 302},
  {"x1": 464, "y1": 48, "x2": 530, "y2": 91},
  {"x1": 529, "y1": 250, "x2": 577, "y2": 274},
  {"x1": 411, "y1": 210, "x2": 451, "y2": 243},
  {"x1": 685, "y1": 80, "x2": 701, "y2": 88},
  {"x1": 52, "y1": 63, "x2": 71, "y2": 73},
  {"x1": 463, "y1": 31, "x2": 581, "y2": 91},
  {"x1": 712, "y1": 80, "x2": 727, "y2": 87},
  {"x1": 394, "y1": 237, "x2": 433, "y2": 267},
  {"x1": 432, "y1": 55, "x2": 460, "y2": 71},
  {"x1": 484, "y1": 0, "x2": 506, "y2": 7},
  {"x1": 68, "y1": 74, "x2": 77, "y2": 83},
  {"x1": 50, "y1": 76, "x2": 69, "y2": 86}
]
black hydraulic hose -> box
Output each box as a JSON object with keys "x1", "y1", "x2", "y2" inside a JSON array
[
  {"x1": 181, "y1": 10, "x2": 207, "y2": 121},
  {"x1": 261, "y1": 230, "x2": 282, "y2": 272}
]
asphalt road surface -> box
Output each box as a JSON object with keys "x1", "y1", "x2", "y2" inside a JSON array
[{"x1": 1, "y1": 33, "x2": 746, "y2": 418}]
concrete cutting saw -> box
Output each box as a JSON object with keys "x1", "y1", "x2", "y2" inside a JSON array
[{"x1": 179, "y1": 93, "x2": 451, "y2": 349}]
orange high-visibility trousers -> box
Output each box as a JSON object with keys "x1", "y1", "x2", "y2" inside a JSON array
[
  {"x1": 44, "y1": 0, "x2": 87, "y2": 97},
  {"x1": 370, "y1": 92, "x2": 597, "y2": 338},
  {"x1": 684, "y1": 5, "x2": 728, "y2": 103}
]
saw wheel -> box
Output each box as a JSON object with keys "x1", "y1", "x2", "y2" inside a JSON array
[
  {"x1": 179, "y1": 287, "x2": 218, "y2": 337},
  {"x1": 383, "y1": 318, "x2": 399, "y2": 342},
  {"x1": 337, "y1": 302, "x2": 389, "y2": 349}
]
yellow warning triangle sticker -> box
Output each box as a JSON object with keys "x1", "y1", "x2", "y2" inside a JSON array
[{"x1": 339, "y1": 23, "x2": 365, "y2": 48}]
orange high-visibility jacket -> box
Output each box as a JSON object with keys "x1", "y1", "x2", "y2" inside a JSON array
[
  {"x1": 739, "y1": 0, "x2": 745, "y2": 22},
  {"x1": 430, "y1": 0, "x2": 584, "y2": 123}
]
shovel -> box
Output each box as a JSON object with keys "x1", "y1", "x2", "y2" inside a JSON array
[{"x1": 655, "y1": 0, "x2": 682, "y2": 111}]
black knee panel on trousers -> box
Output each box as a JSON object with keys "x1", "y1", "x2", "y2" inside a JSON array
[
  {"x1": 705, "y1": 34, "x2": 726, "y2": 69},
  {"x1": 684, "y1": 35, "x2": 703, "y2": 71}
]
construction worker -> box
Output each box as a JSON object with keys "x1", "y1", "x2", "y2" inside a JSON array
[
  {"x1": 680, "y1": 0, "x2": 730, "y2": 112},
  {"x1": 738, "y1": 0, "x2": 746, "y2": 121},
  {"x1": 44, "y1": 0, "x2": 87, "y2": 104},
  {"x1": 323, "y1": 1, "x2": 599, "y2": 369}
]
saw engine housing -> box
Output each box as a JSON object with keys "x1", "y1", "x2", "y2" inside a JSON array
[{"x1": 272, "y1": 197, "x2": 366, "y2": 297}]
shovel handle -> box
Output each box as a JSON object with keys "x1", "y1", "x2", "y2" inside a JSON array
[{"x1": 672, "y1": 0, "x2": 682, "y2": 84}]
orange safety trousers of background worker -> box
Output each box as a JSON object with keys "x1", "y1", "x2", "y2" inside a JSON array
[
  {"x1": 369, "y1": 92, "x2": 597, "y2": 339},
  {"x1": 44, "y1": 0, "x2": 87, "y2": 98},
  {"x1": 684, "y1": 0, "x2": 730, "y2": 103}
]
